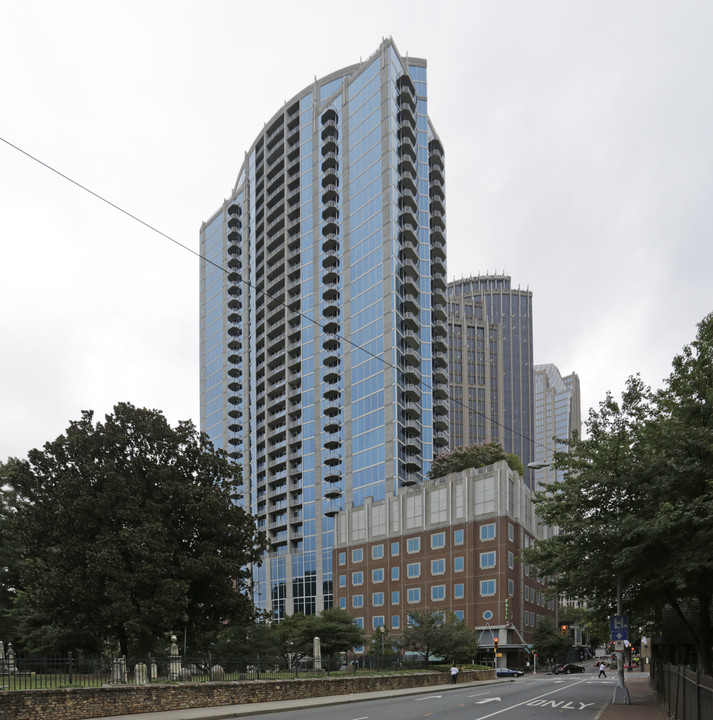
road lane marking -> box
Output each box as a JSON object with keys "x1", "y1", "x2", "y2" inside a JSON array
[
  {"x1": 470, "y1": 677, "x2": 590, "y2": 719},
  {"x1": 475, "y1": 697, "x2": 501, "y2": 704},
  {"x1": 415, "y1": 695, "x2": 443, "y2": 700}
]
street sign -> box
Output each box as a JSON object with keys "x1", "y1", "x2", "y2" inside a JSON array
[
  {"x1": 609, "y1": 614, "x2": 628, "y2": 632},
  {"x1": 610, "y1": 614, "x2": 628, "y2": 641},
  {"x1": 614, "y1": 640, "x2": 625, "y2": 652}
]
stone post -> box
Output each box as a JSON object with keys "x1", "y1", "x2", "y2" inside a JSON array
[
  {"x1": 313, "y1": 636, "x2": 322, "y2": 671},
  {"x1": 169, "y1": 635, "x2": 181, "y2": 681},
  {"x1": 111, "y1": 657, "x2": 127, "y2": 684},
  {"x1": 134, "y1": 662, "x2": 148, "y2": 685},
  {"x1": 7, "y1": 643, "x2": 16, "y2": 673}
]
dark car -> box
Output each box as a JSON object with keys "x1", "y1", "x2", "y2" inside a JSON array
[
  {"x1": 496, "y1": 667, "x2": 524, "y2": 677},
  {"x1": 554, "y1": 663, "x2": 586, "y2": 674}
]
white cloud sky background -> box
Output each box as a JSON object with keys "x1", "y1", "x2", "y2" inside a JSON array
[{"x1": 2, "y1": 0, "x2": 711, "y2": 460}]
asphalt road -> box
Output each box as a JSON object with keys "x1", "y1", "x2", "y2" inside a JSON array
[{"x1": 225, "y1": 668, "x2": 619, "y2": 720}]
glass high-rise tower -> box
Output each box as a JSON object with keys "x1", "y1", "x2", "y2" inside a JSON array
[
  {"x1": 447, "y1": 275, "x2": 534, "y2": 488},
  {"x1": 199, "y1": 39, "x2": 448, "y2": 619}
]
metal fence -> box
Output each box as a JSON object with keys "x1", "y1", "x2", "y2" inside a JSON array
[
  {"x1": 653, "y1": 663, "x2": 713, "y2": 720},
  {"x1": 0, "y1": 653, "x2": 435, "y2": 691},
  {"x1": 1, "y1": 654, "x2": 308, "y2": 690}
]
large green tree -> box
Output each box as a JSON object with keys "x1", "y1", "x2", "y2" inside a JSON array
[
  {"x1": 2, "y1": 403, "x2": 269, "y2": 656},
  {"x1": 400, "y1": 609, "x2": 479, "y2": 664},
  {"x1": 527, "y1": 314, "x2": 713, "y2": 673}
]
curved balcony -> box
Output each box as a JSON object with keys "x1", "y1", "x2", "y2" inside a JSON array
[
  {"x1": 322, "y1": 219, "x2": 339, "y2": 237},
  {"x1": 432, "y1": 270, "x2": 447, "y2": 292},
  {"x1": 400, "y1": 169, "x2": 418, "y2": 193},
  {"x1": 432, "y1": 305, "x2": 447, "y2": 324},
  {"x1": 324, "y1": 436, "x2": 342, "y2": 451},
  {"x1": 401, "y1": 343, "x2": 419, "y2": 368},
  {"x1": 403, "y1": 366, "x2": 421, "y2": 386},
  {"x1": 401, "y1": 296, "x2": 419, "y2": 317},
  {"x1": 401, "y1": 473, "x2": 419, "y2": 486},
  {"x1": 323, "y1": 418, "x2": 341, "y2": 435},
  {"x1": 321, "y1": 201, "x2": 339, "y2": 222},
  {"x1": 227, "y1": 351, "x2": 241, "y2": 364},
  {"x1": 321, "y1": 152, "x2": 339, "y2": 172},
  {"x1": 324, "y1": 451, "x2": 342, "y2": 467},
  {"x1": 403, "y1": 436, "x2": 421, "y2": 456},
  {"x1": 434, "y1": 434, "x2": 449, "y2": 449},
  {"x1": 228, "y1": 214, "x2": 242, "y2": 229},
  {"x1": 433, "y1": 367, "x2": 448, "y2": 386},
  {"x1": 323, "y1": 299, "x2": 340, "y2": 319},
  {"x1": 402, "y1": 400, "x2": 421, "y2": 419},
  {"x1": 323, "y1": 384, "x2": 341, "y2": 402},
  {"x1": 320, "y1": 118, "x2": 338, "y2": 141},
  {"x1": 432, "y1": 349, "x2": 448, "y2": 368},
  {"x1": 323, "y1": 400, "x2": 342, "y2": 418},
  {"x1": 322, "y1": 253, "x2": 340, "y2": 270},
  {"x1": 322, "y1": 366, "x2": 341, "y2": 385},
  {"x1": 324, "y1": 506, "x2": 340, "y2": 518},
  {"x1": 429, "y1": 165, "x2": 444, "y2": 185},
  {"x1": 321, "y1": 319, "x2": 340, "y2": 336},
  {"x1": 322, "y1": 333, "x2": 340, "y2": 352},
  {"x1": 432, "y1": 383, "x2": 449, "y2": 401},
  {"x1": 403, "y1": 456, "x2": 421, "y2": 473},
  {"x1": 228, "y1": 200, "x2": 242, "y2": 216},
  {"x1": 398, "y1": 123, "x2": 417, "y2": 145},
  {"x1": 401, "y1": 327, "x2": 420, "y2": 350},
  {"x1": 401, "y1": 274, "x2": 419, "y2": 298},
  {"x1": 397, "y1": 104, "x2": 416, "y2": 129},
  {"x1": 322, "y1": 183, "x2": 339, "y2": 203},
  {"x1": 400, "y1": 243, "x2": 418, "y2": 266},
  {"x1": 227, "y1": 227, "x2": 241, "y2": 242},
  {"x1": 322, "y1": 169, "x2": 338, "y2": 189},
  {"x1": 322, "y1": 233, "x2": 339, "y2": 254},
  {"x1": 431, "y1": 243, "x2": 446, "y2": 263},
  {"x1": 322, "y1": 281, "x2": 340, "y2": 302},
  {"x1": 400, "y1": 186, "x2": 418, "y2": 213},
  {"x1": 403, "y1": 382, "x2": 421, "y2": 401},
  {"x1": 402, "y1": 417, "x2": 420, "y2": 437},
  {"x1": 324, "y1": 487, "x2": 343, "y2": 499},
  {"x1": 433, "y1": 415, "x2": 448, "y2": 432},
  {"x1": 324, "y1": 349, "x2": 341, "y2": 368},
  {"x1": 430, "y1": 195, "x2": 445, "y2": 215}
]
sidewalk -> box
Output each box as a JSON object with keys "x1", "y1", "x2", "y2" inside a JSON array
[{"x1": 598, "y1": 673, "x2": 668, "y2": 720}]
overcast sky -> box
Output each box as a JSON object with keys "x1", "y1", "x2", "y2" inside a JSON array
[{"x1": 2, "y1": 0, "x2": 711, "y2": 460}]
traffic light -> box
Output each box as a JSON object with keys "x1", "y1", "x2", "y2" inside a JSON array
[
  {"x1": 493, "y1": 638, "x2": 499, "y2": 651},
  {"x1": 560, "y1": 624, "x2": 568, "y2": 636}
]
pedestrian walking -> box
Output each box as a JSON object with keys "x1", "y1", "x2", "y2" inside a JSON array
[
  {"x1": 598, "y1": 662, "x2": 607, "y2": 678},
  {"x1": 450, "y1": 664, "x2": 459, "y2": 683}
]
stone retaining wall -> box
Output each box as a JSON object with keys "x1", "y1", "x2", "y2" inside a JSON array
[{"x1": 1, "y1": 669, "x2": 495, "y2": 720}]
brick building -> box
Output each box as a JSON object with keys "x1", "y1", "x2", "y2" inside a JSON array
[{"x1": 332, "y1": 460, "x2": 556, "y2": 668}]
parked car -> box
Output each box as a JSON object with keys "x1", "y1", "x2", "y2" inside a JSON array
[
  {"x1": 496, "y1": 667, "x2": 524, "y2": 677},
  {"x1": 554, "y1": 663, "x2": 586, "y2": 674}
]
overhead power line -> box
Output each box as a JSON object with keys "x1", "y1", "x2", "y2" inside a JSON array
[{"x1": 1, "y1": 134, "x2": 556, "y2": 464}]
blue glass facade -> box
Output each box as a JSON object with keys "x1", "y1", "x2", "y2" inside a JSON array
[{"x1": 199, "y1": 39, "x2": 448, "y2": 618}]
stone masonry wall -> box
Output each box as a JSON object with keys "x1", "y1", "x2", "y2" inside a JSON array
[{"x1": 0, "y1": 669, "x2": 495, "y2": 720}]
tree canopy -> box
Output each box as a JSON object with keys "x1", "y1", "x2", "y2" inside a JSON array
[
  {"x1": 429, "y1": 441, "x2": 524, "y2": 480},
  {"x1": 400, "y1": 608, "x2": 479, "y2": 664},
  {"x1": 527, "y1": 313, "x2": 713, "y2": 673},
  {"x1": 1, "y1": 402, "x2": 269, "y2": 656}
]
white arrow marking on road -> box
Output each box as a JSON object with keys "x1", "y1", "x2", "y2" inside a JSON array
[
  {"x1": 415, "y1": 695, "x2": 443, "y2": 700},
  {"x1": 475, "y1": 697, "x2": 502, "y2": 704}
]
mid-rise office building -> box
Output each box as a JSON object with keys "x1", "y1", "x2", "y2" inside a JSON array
[
  {"x1": 533, "y1": 364, "x2": 581, "y2": 487},
  {"x1": 199, "y1": 39, "x2": 448, "y2": 619},
  {"x1": 333, "y1": 460, "x2": 556, "y2": 667},
  {"x1": 447, "y1": 275, "x2": 534, "y2": 488}
]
